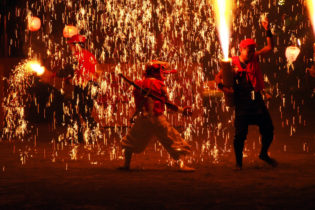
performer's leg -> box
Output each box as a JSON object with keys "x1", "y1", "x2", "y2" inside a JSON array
[
  {"x1": 119, "y1": 148, "x2": 133, "y2": 170},
  {"x1": 83, "y1": 83, "x2": 97, "y2": 129},
  {"x1": 154, "y1": 115, "x2": 194, "y2": 171},
  {"x1": 234, "y1": 115, "x2": 248, "y2": 169},
  {"x1": 258, "y1": 110, "x2": 277, "y2": 167},
  {"x1": 120, "y1": 116, "x2": 154, "y2": 169},
  {"x1": 73, "y1": 87, "x2": 85, "y2": 143},
  {"x1": 259, "y1": 112, "x2": 274, "y2": 156},
  {"x1": 154, "y1": 115, "x2": 191, "y2": 160}
]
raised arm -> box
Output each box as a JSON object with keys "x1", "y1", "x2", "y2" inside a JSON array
[{"x1": 255, "y1": 18, "x2": 274, "y2": 56}]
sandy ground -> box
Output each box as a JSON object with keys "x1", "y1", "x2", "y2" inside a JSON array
[{"x1": 1, "y1": 124, "x2": 315, "y2": 209}]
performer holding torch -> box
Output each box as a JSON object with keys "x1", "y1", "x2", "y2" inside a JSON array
[
  {"x1": 215, "y1": 18, "x2": 277, "y2": 169},
  {"x1": 37, "y1": 33, "x2": 100, "y2": 143},
  {"x1": 119, "y1": 61, "x2": 195, "y2": 171},
  {"x1": 66, "y1": 34, "x2": 99, "y2": 143},
  {"x1": 40, "y1": 34, "x2": 98, "y2": 143}
]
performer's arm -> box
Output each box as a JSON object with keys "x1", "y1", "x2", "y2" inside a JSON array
[
  {"x1": 161, "y1": 85, "x2": 171, "y2": 106},
  {"x1": 256, "y1": 18, "x2": 274, "y2": 56},
  {"x1": 162, "y1": 86, "x2": 192, "y2": 116},
  {"x1": 56, "y1": 63, "x2": 74, "y2": 78}
]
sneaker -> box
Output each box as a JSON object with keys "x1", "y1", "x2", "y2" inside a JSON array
[
  {"x1": 259, "y1": 154, "x2": 278, "y2": 167},
  {"x1": 117, "y1": 166, "x2": 130, "y2": 171},
  {"x1": 234, "y1": 164, "x2": 242, "y2": 171},
  {"x1": 179, "y1": 164, "x2": 195, "y2": 172}
]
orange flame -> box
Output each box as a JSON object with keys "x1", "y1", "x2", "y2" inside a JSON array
[
  {"x1": 213, "y1": 0, "x2": 234, "y2": 60},
  {"x1": 306, "y1": 0, "x2": 315, "y2": 34},
  {"x1": 27, "y1": 61, "x2": 45, "y2": 76}
]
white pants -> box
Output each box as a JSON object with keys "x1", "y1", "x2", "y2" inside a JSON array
[{"x1": 122, "y1": 115, "x2": 191, "y2": 160}]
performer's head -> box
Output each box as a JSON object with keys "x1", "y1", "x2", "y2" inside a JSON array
[
  {"x1": 144, "y1": 60, "x2": 177, "y2": 81},
  {"x1": 239, "y1": 39, "x2": 256, "y2": 62},
  {"x1": 145, "y1": 63, "x2": 164, "y2": 81},
  {"x1": 67, "y1": 34, "x2": 86, "y2": 54}
]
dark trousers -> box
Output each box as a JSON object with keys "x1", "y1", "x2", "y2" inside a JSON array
[
  {"x1": 72, "y1": 84, "x2": 96, "y2": 142},
  {"x1": 234, "y1": 109, "x2": 274, "y2": 166}
]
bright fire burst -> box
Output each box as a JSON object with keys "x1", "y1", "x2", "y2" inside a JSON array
[
  {"x1": 213, "y1": 0, "x2": 234, "y2": 60},
  {"x1": 26, "y1": 61, "x2": 45, "y2": 76},
  {"x1": 306, "y1": 0, "x2": 315, "y2": 34}
]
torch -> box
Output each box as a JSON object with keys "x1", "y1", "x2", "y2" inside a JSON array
[
  {"x1": 214, "y1": 0, "x2": 234, "y2": 106},
  {"x1": 26, "y1": 60, "x2": 74, "y2": 98},
  {"x1": 306, "y1": 0, "x2": 315, "y2": 77},
  {"x1": 26, "y1": 60, "x2": 45, "y2": 76}
]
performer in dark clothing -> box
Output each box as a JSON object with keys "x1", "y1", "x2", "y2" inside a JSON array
[
  {"x1": 67, "y1": 34, "x2": 99, "y2": 143},
  {"x1": 215, "y1": 18, "x2": 277, "y2": 169}
]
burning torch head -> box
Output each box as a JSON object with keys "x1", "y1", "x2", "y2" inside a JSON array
[
  {"x1": 26, "y1": 60, "x2": 45, "y2": 76},
  {"x1": 144, "y1": 60, "x2": 177, "y2": 81},
  {"x1": 239, "y1": 39, "x2": 256, "y2": 62}
]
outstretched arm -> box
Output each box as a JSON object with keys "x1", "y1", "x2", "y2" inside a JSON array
[{"x1": 161, "y1": 86, "x2": 192, "y2": 116}]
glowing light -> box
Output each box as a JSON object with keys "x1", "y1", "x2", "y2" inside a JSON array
[
  {"x1": 306, "y1": 0, "x2": 315, "y2": 34},
  {"x1": 213, "y1": 0, "x2": 234, "y2": 60},
  {"x1": 63, "y1": 25, "x2": 79, "y2": 38},
  {"x1": 80, "y1": 8, "x2": 86, "y2": 15},
  {"x1": 28, "y1": 16, "x2": 41, "y2": 32},
  {"x1": 278, "y1": 0, "x2": 285, "y2": 6},
  {"x1": 26, "y1": 61, "x2": 45, "y2": 76},
  {"x1": 285, "y1": 46, "x2": 300, "y2": 63}
]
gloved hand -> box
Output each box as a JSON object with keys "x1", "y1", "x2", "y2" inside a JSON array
[{"x1": 182, "y1": 106, "x2": 193, "y2": 116}]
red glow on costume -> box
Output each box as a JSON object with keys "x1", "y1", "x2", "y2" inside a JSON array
[
  {"x1": 134, "y1": 79, "x2": 166, "y2": 116},
  {"x1": 74, "y1": 49, "x2": 97, "y2": 83},
  {"x1": 232, "y1": 55, "x2": 265, "y2": 92}
]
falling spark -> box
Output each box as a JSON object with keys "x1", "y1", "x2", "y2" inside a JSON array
[{"x1": 2, "y1": 0, "x2": 312, "y2": 166}]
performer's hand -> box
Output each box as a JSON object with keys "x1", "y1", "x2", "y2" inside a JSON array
[
  {"x1": 206, "y1": 80, "x2": 216, "y2": 90},
  {"x1": 39, "y1": 71, "x2": 55, "y2": 84},
  {"x1": 182, "y1": 106, "x2": 193, "y2": 116},
  {"x1": 221, "y1": 86, "x2": 234, "y2": 94},
  {"x1": 307, "y1": 67, "x2": 315, "y2": 78},
  {"x1": 263, "y1": 92, "x2": 272, "y2": 100}
]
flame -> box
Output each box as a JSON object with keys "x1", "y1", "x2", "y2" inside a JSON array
[
  {"x1": 306, "y1": 0, "x2": 315, "y2": 34},
  {"x1": 213, "y1": 0, "x2": 234, "y2": 60},
  {"x1": 26, "y1": 61, "x2": 45, "y2": 76}
]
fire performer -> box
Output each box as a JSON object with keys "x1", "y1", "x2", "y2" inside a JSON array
[
  {"x1": 66, "y1": 34, "x2": 98, "y2": 143},
  {"x1": 119, "y1": 61, "x2": 195, "y2": 171},
  {"x1": 215, "y1": 18, "x2": 277, "y2": 169},
  {"x1": 39, "y1": 34, "x2": 99, "y2": 143}
]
